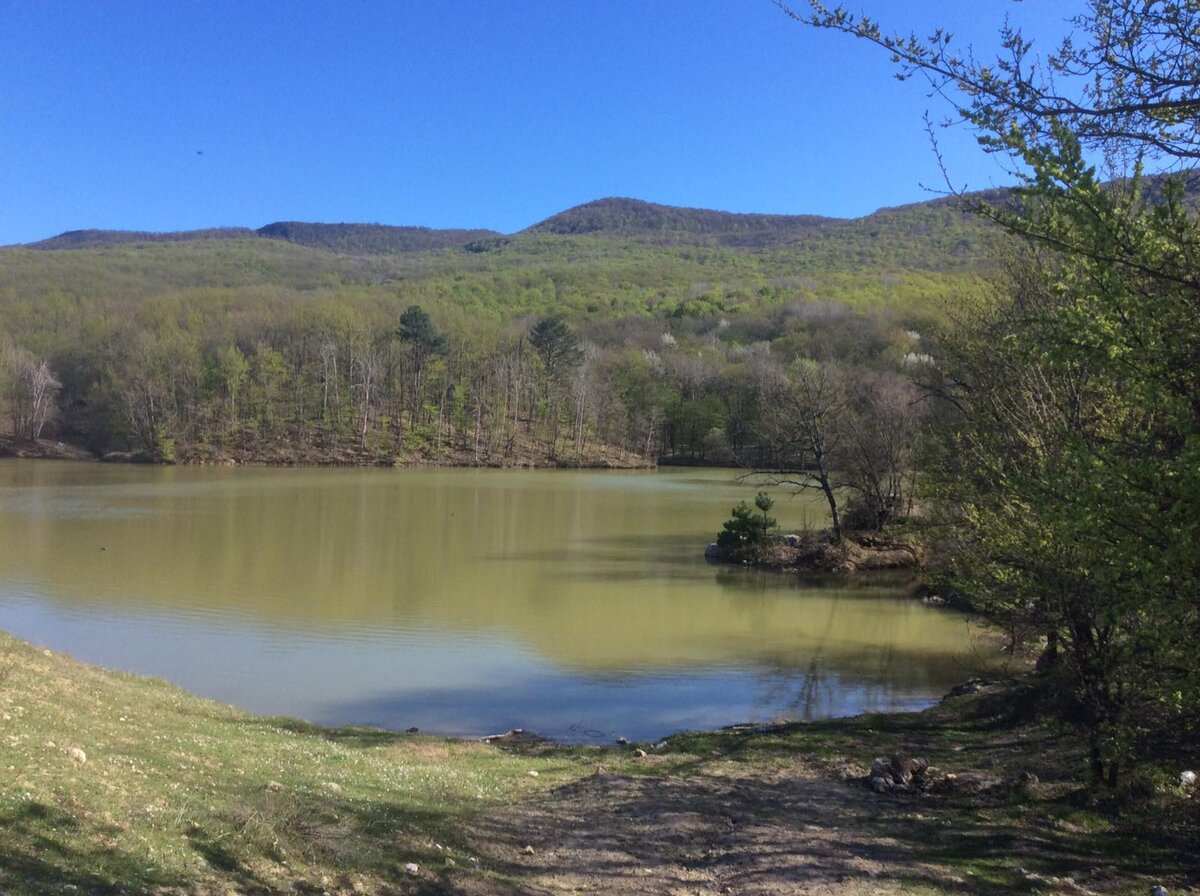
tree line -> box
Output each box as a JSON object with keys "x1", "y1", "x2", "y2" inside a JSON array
[{"x1": 0, "y1": 288, "x2": 933, "y2": 473}]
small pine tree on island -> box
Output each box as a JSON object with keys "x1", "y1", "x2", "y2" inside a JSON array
[{"x1": 715, "y1": 492, "x2": 780, "y2": 562}]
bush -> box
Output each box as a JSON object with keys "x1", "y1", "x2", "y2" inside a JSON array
[{"x1": 716, "y1": 492, "x2": 779, "y2": 561}]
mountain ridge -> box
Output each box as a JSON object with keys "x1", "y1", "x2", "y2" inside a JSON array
[{"x1": 14, "y1": 169, "x2": 1199, "y2": 255}]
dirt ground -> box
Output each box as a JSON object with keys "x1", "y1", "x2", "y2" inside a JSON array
[{"x1": 445, "y1": 709, "x2": 1200, "y2": 896}]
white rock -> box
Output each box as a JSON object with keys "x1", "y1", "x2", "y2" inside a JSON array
[
  {"x1": 526, "y1": 770, "x2": 539, "y2": 777},
  {"x1": 1180, "y1": 770, "x2": 1196, "y2": 787},
  {"x1": 404, "y1": 862, "x2": 419, "y2": 875},
  {"x1": 67, "y1": 747, "x2": 86, "y2": 764}
]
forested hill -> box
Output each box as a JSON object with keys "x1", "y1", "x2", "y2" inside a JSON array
[
  {"x1": 253, "y1": 222, "x2": 502, "y2": 254},
  {"x1": 24, "y1": 222, "x2": 502, "y2": 254},
  {"x1": 0, "y1": 188, "x2": 1008, "y2": 467},
  {"x1": 526, "y1": 197, "x2": 838, "y2": 247}
]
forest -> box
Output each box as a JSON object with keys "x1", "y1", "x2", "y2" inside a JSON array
[
  {"x1": 0, "y1": 193, "x2": 990, "y2": 468},
  {"x1": 2, "y1": 0, "x2": 1198, "y2": 797}
]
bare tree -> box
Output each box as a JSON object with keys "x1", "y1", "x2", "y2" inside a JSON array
[
  {"x1": 8, "y1": 354, "x2": 61, "y2": 441},
  {"x1": 753, "y1": 360, "x2": 849, "y2": 542}
]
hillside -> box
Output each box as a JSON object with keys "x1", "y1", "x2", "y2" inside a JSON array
[
  {"x1": 526, "y1": 196, "x2": 838, "y2": 247},
  {"x1": 0, "y1": 188, "x2": 1005, "y2": 465}
]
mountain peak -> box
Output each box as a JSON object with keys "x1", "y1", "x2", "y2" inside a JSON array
[{"x1": 526, "y1": 197, "x2": 836, "y2": 247}]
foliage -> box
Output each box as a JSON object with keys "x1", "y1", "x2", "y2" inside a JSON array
[
  {"x1": 796, "y1": 0, "x2": 1200, "y2": 783},
  {"x1": 716, "y1": 492, "x2": 780, "y2": 560},
  {"x1": 528, "y1": 316, "x2": 584, "y2": 379},
  {"x1": 0, "y1": 191, "x2": 990, "y2": 463}
]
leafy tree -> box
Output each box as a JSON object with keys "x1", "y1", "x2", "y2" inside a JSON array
[
  {"x1": 397, "y1": 305, "x2": 445, "y2": 425},
  {"x1": 528, "y1": 317, "x2": 584, "y2": 380},
  {"x1": 397, "y1": 304, "x2": 446, "y2": 355},
  {"x1": 794, "y1": 0, "x2": 1200, "y2": 783}
]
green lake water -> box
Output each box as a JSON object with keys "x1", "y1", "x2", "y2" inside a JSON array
[{"x1": 0, "y1": 461, "x2": 997, "y2": 741}]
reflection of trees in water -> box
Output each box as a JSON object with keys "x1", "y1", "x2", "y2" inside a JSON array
[
  {"x1": 757, "y1": 655, "x2": 906, "y2": 722},
  {"x1": 752, "y1": 592, "x2": 905, "y2": 721}
]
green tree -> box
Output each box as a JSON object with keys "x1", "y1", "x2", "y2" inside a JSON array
[
  {"x1": 528, "y1": 317, "x2": 584, "y2": 381},
  {"x1": 795, "y1": 0, "x2": 1200, "y2": 783},
  {"x1": 716, "y1": 492, "x2": 780, "y2": 561}
]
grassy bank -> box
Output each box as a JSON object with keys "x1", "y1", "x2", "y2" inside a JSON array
[{"x1": 1, "y1": 631, "x2": 1196, "y2": 895}]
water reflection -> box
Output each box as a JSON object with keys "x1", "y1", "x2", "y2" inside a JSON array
[{"x1": 0, "y1": 460, "x2": 997, "y2": 740}]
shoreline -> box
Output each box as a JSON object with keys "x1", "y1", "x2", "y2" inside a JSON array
[
  {"x1": 1, "y1": 628, "x2": 1192, "y2": 895},
  {"x1": 0, "y1": 435, "x2": 656, "y2": 470}
]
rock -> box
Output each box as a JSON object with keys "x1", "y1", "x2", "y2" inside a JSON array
[
  {"x1": 634, "y1": 748, "x2": 648, "y2": 758},
  {"x1": 870, "y1": 757, "x2": 892, "y2": 779},
  {"x1": 1006, "y1": 770, "x2": 1041, "y2": 798},
  {"x1": 43, "y1": 740, "x2": 55, "y2": 749},
  {"x1": 264, "y1": 780, "x2": 285, "y2": 792},
  {"x1": 1150, "y1": 886, "x2": 1169, "y2": 896},
  {"x1": 405, "y1": 727, "x2": 419, "y2": 734},
  {"x1": 868, "y1": 754, "x2": 928, "y2": 791},
  {"x1": 594, "y1": 764, "x2": 608, "y2": 776},
  {"x1": 704, "y1": 543, "x2": 724, "y2": 560},
  {"x1": 892, "y1": 754, "x2": 929, "y2": 782},
  {"x1": 946, "y1": 679, "x2": 985, "y2": 699},
  {"x1": 404, "y1": 862, "x2": 419, "y2": 875},
  {"x1": 522, "y1": 845, "x2": 535, "y2": 855},
  {"x1": 615, "y1": 736, "x2": 628, "y2": 745},
  {"x1": 526, "y1": 770, "x2": 539, "y2": 777},
  {"x1": 783, "y1": 533, "x2": 801, "y2": 547},
  {"x1": 67, "y1": 747, "x2": 87, "y2": 764},
  {"x1": 324, "y1": 782, "x2": 342, "y2": 793},
  {"x1": 444, "y1": 858, "x2": 456, "y2": 868},
  {"x1": 1181, "y1": 770, "x2": 1196, "y2": 788},
  {"x1": 482, "y1": 728, "x2": 546, "y2": 746}
]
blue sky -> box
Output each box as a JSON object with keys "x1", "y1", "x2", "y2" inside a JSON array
[{"x1": 0, "y1": 1, "x2": 1082, "y2": 244}]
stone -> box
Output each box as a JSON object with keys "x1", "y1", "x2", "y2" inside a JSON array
[
  {"x1": 526, "y1": 770, "x2": 539, "y2": 777},
  {"x1": 1150, "y1": 886, "x2": 1169, "y2": 896},
  {"x1": 615, "y1": 736, "x2": 628, "y2": 745},
  {"x1": 403, "y1": 863, "x2": 419, "y2": 875},
  {"x1": 1181, "y1": 770, "x2": 1196, "y2": 788},
  {"x1": 522, "y1": 845, "x2": 535, "y2": 855},
  {"x1": 67, "y1": 747, "x2": 86, "y2": 764},
  {"x1": 869, "y1": 757, "x2": 892, "y2": 779},
  {"x1": 594, "y1": 764, "x2": 608, "y2": 776},
  {"x1": 783, "y1": 533, "x2": 801, "y2": 547},
  {"x1": 704, "y1": 543, "x2": 723, "y2": 560},
  {"x1": 405, "y1": 727, "x2": 419, "y2": 734},
  {"x1": 947, "y1": 679, "x2": 985, "y2": 698},
  {"x1": 634, "y1": 748, "x2": 648, "y2": 758},
  {"x1": 264, "y1": 780, "x2": 284, "y2": 792},
  {"x1": 871, "y1": 777, "x2": 890, "y2": 793},
  {"x1": 1007, "y1": 770, "x2": 1040, "y2": 798}
]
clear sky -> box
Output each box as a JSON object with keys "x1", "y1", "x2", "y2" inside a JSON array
[{"x1": 0, "y1": 1, "x2": 1083, "y2": 245}]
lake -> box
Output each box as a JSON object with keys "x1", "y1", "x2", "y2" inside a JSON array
[{"x1": 0, "y1": 461, "x2": 996, "y2": 742}]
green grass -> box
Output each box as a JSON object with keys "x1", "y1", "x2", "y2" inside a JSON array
[
  {"x1": 0, "y1": 632, "x2": 595, "y2": 893},
  {"x1": 2, "y1": 632, "x2": 1195, "y2": 895}
]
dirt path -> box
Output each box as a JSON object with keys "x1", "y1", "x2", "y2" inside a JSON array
[
  {"x1": 459, "y1": 763, "x2": 981, "y2": 895},
  {"x1": 453, "y1": 744, "x2": 1197, "y2": 896}
]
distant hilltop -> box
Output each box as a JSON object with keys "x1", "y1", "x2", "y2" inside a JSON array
[
  {"x1": 14, "y1": 171, "x2": 1198, "y2": 255},
  {"x1": 16, "y1": 194, "x2": 986, "y2": 255}
]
